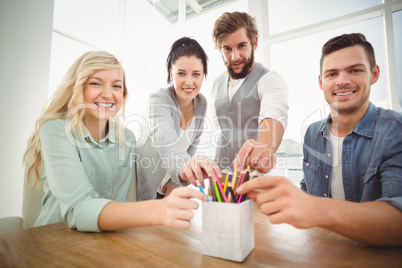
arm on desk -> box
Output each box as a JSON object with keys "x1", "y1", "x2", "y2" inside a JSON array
[
  {"x1": 233, "y1": 118, "x2": 284, "y2": 173},
  {"x1": 237, "y1": 176, "x2": 402, "y2": 247},
  {"x1": 98, "y1": 187, "x2": 206, "y2": 231}
]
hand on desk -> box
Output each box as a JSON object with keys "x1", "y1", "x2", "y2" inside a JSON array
[
  {"x1": 179, "y1": 156, "x2": 222, "y2": 188},
  {"x1": 233, "y1": 139, "x2": 276, "y2": 173},
  {"x1": 236, "y1": 176, "x2": 320, "y2": 229},
  {"x1": 160, "y1": 187, "x2": 207, "y2": 229}
]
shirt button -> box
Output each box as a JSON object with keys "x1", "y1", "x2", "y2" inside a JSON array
[
  {"x1": 327, "y1": 154, "x2": 331, "y2": 157},
  {"x1": 306, "y1": 163, "x2": 309, "y2": 167},
  {"x1": 325, "y1": 175, "x2": 329, "y2": 179},
  {"x1": 323, "y1": 193, "x2": 327, "y2": 197}
]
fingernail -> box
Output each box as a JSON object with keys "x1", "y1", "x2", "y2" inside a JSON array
[{"x1": 237, "y1": 186, "x2": 243, "y2": 193}]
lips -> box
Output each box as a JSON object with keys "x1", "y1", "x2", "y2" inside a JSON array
[
  {"x1": 95, "y1": 102, "x2": 114, "y2": 109},
  {"x1": 334, "y1": 91, "x2": 354, "y2": 96},
  {"x1": 183, "y1": 88, "x2": 194, "y2": 93}
]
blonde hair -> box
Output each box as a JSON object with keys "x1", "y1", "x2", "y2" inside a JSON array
[{"x1": 23, "y1": 51, "x2": 128, "y2": 188}]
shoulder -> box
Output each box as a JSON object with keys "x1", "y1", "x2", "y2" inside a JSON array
[
  {"x1": 149, "y1": 87, "x2": 176, "y2": 105},
  {"x1": 194, "y1": 92, "x2": 207, "y2": 114},
  {"x1": 212, "y1": 71, "x2": 228, "y2": 87},
  {"x1": 377, "y1": 106, "x2": 402, "y2": 126},
  {"x1": 196, "y1": 92, "x2": 207, "y2": 105},
  {"x1": 40, "y1": 119, "x2": 66, "y2": 134},
  {"x1": 259, "y1": 70, "x2": 287, "y2": 86}
]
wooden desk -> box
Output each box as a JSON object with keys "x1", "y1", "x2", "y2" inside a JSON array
[{"x1": 1, "y1": 204, "x2": 401, "y2": 267}]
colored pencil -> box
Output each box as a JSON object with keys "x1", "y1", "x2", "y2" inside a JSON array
[
  {"x1": 213, "y1": 181, "x2": 222, "y2": 202},
  {"x1": 215, "y1": 175, "x2": 228, "y2": 203},
  {"x1": 198, "y1": 184, "x2": 210, "y2": 202}
]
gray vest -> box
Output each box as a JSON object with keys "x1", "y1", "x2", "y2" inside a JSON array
[{"x1": 212, "y1": 63, "x2": 269, "y2": 169}]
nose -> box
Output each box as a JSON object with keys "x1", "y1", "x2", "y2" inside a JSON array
[
  {"x1": 336, "y1": 72, "x2": 352, "y2": 87},
  {"x1": 101, "y1": 86, "x2": 113, "y2": 99},
  {"x1": 185, "y1": 75, "x2": 194, "y2": 85},
  {"x1": 231, "y1": 48, "x2": 240, "y2": 61}
]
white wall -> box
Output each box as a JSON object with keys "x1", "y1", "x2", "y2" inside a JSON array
[{"x1": 0, "y1": 0, "x2": 54, "y2": 218}]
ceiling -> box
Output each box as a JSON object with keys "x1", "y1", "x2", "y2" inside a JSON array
[{"x1": 146, "y1": 0, "x2": 238, "y2": 24}]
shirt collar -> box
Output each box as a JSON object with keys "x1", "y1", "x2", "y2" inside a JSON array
[
  {"x1": 82, "y1": 121, "x2": 118, "y2": 144},
  {"x1": 321, "y1": 102, "x2": 377, "y2": 138}
]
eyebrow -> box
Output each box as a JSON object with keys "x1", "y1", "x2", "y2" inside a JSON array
[
  {"x1": 324, "y1": 63, "x2": 366, "y2": 74},
  {"x1": 176, "y1": 69, "x2": 202, "y2": 73},
  {"x1": 222, "y1": 41, "x2": 248, "y2": 48},
  {"x1": 88, "y1": 76, "x2": 123, "y2": 83}
]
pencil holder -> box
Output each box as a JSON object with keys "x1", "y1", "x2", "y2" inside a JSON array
[{"x1": 201, "y1": 199, "x2": 254, "y2": 262}]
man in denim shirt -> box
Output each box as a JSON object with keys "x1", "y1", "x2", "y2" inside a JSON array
[{"x1": 237, "y1": 33, "x2": 402, "y2": 247}]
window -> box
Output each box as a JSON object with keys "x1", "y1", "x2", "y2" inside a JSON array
[
  {"x1": 263, "y1": 0, "x2": 402, "y2": 146},
  {"x1": 393, "y1": 10, "x2": 402, "y2": 109},
  {"x1": 268, "y1": 0, "x2": 381, "y2": 35}
]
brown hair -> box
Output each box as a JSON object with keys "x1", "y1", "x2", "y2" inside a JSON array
[
  {"x1": 212, "y1": 11, "x2": 258, "y2": 49},
  {"x1": 320, "y1": 33, "x2": 376, "y2": 74}
]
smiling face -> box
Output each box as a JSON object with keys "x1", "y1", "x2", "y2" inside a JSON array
[
  {"x1": 319, "y1": 45, "x2": 379, "y2": 116},
  {"x1": 83, "y1": 68, "x2": 124, "y2": 125},
  {"x1": 170, "y1": 55, "x2": 204, "y2": 104},
  {"x1": 220, "y1": 27, "x2": 257, "y2": 79}
]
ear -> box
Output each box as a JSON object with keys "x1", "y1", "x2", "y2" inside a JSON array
[
  {"x1": 370, "y1": 65, "x2": 380, "y2": 85},
  {"x1": 253, "y1": 37, "x2": 258, "y2": 50},
  {"x1": 169, "y1": 69, "x2": 173, "y2": 82},
  {"x1": 318, "y1": 74, "x2": 324, "y2": 90}
]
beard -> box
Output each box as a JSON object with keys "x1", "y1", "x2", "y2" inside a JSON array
[
  {"x1": 329, "y1": 86, "x2": 370, "y2": 115},
  {"x1": 225, "y1": 50, "x2": 255, "y2": 80}
]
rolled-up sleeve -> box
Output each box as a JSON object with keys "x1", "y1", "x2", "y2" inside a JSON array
[
  {"x1": 258, "y1": 71, "x2": 289, "y2": 130},
  {"x1": 378, "y1": 132, "x2": 402, "y2": 211}
]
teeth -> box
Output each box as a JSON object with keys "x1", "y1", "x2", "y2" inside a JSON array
[
  {"x1": 183, "y1": 88, "x2": 194, "y2": 92},
  {"x1": 96, "y1": 102, "x2": 114, "y2": 108},
  {"x1": 336, "y1": 92, "x2": 353, "y2": 96}
]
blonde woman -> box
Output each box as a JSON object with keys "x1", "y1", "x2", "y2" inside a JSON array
[{"x1": 23, "y1": 51, "x2": 206, "y2": 232}]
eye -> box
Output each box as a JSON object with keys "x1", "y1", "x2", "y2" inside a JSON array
[
  {"x1": 178, "y1": 72, "x2": 185, "y2": 76},
  {"x1": 193, "y1": 73, "x2": 201, "y2": 77},
  {"x1": 239, "y1": 44, "x2": 246, "y2": 49},
  {"x1": 113, "y1": 84, "x2": 123, "y2": 90},
  {"x1": 89, "y1": 82, "x2": 101, "y2": 86},
  {"x1": 325, "y1": 72, "x2": 337, "y2": 78},
  {"x1": 223, "y1": 47, "x2": 231, "y2": 53},
  {"x1": 350, "y1": 69, "x2": 362, "y2": 74}
]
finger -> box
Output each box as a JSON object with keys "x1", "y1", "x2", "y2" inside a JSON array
[
  {"x1": 171, "y1": 208, "x2": 195, "y2": 221},
  {"x1": 165, "y1": 218, "x2": 192, "y2": 230},
  {"x1": 233, "y1": 139, "x2": 255, "y2": 171},
  {"x1": 259, "y1": 202, "x2": 281, "y2": 218},
  {"x1": 236, "y1": 176, "x2": 283, "y2": 194},
  {"x1": 258, "y1": 151, "x2": 276, "y2": 173},
  {"x1": 174, "y1": 187, "x2": 207, "y2": 203},
  {"x1": 202, "y1": 159, "x2": 221, "y2": 177},
  {"x1": 192, "y1": 165, "x2": 205, "y2": 188},
  {"x1": 184, "y1": 168, "x2": 197, "y2": 187},
  {"x1": 198, "y1": 165, "x2": 217, "y2": 188},
  {"x1": 244, "y1": 189, "x2": 263, "y2": 200}
]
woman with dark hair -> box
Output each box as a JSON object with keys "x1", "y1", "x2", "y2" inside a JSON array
[{"x1": 137, "y1": 37, "x2": 221, "y2": 201}]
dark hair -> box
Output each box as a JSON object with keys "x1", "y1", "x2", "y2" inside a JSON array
[
  {"x1": 320, "y1": 33, "x2": 376, "y2": 74},
  {"x1": 166, "y1": 37, "x2": 208, "y2": 84},
  {"x1": 212, "y1": 11, "x2": 258, "y2": 49}
]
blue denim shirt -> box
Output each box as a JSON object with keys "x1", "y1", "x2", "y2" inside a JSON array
[{"x1": 301, "y1": 102, "x2": 402, "y2": 211}]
